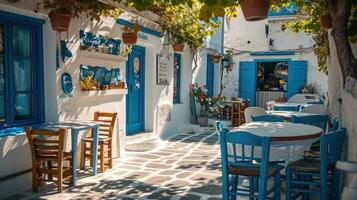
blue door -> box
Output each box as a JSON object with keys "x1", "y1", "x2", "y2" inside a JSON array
[
  {"x1": 287, "y1": 60, "x2": 307, "y2": 99},
  {"x1": 239, "y1": 61, "x2": 257, "y2": 106},
  {"x1": 206, "y1": 55, "x2": 214, "y2": 96},
  {"x1": 126, "y1": 45, "x2": 145, "y2": 135}
]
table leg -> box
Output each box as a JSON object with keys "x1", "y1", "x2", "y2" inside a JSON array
[
  {"x1": 71, "y1": 130, "x2": 79, "y2": 186},
  {"x1": 92, "y1": 125, "x2": 99, "y2": 175}
]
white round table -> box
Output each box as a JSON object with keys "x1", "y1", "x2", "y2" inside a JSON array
[
  {"x1": 267, "y1": 101, "x2": 309, "y2": 111},
  {"x1": 229, "y1": 122, "x2": 323, "y2": 163}
]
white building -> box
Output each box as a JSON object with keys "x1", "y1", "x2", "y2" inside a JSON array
[
  {"x1": 0, "y1": 1, "x2": 193, "y2": 183},
  {"x1": 222, "y1": 4, "x2": 327, "y2": 108}
]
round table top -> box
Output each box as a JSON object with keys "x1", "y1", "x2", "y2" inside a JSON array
[
  {"x1": 269, "y1": 102, "x2": 309, "y2": 107},
  {"x1": 268, "y1": 111, "x2": 323, "y2": 118},
  {"x1": 230, "y1": 122, "x2": 323, "y2": 141}
]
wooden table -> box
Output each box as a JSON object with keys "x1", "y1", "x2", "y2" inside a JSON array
[
  {"x1": 230, "y1": 122, "x2": 323, "y2": 163},
  {"x1": 38, "y1": 120, "x2": 99, "y2": 186}
]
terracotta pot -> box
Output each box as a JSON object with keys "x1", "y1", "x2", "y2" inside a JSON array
[
  {"x1": 80, "y1": 46, "x2": 88, "y2": 50},
  {"x1": 48, "y1": 12, "x2": 71, "y2": 32},
  {"x1": 122, "y1": 32, "x2": 138, "y2": 45},
  {"x1": 197, "y1": 116, "x2": 208, "y2": 127},
  {"x1": 211, "y1": 55, "x2": 221, "y2": 63},
  {"x1": 320, "y1": 14, "x2": 333, "y2": 30},
  {"x1": 172, "y1": 43, "x2": 185, "y2": 52},
  {"x1": 240, "y1": 0, "x2": 270, "y2": 21}
]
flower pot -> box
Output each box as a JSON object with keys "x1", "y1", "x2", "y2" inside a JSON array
[
  {"x1": 48, "y1": 12, "x2": 71, "y2": 32},
  {"x1": 80, "y1": 46, "x2": 88, "y2": 50},
  {"x1": 172, "y1": 43, "x2": 185, "y2": 52},
  {"x1": 240, "y1": 0, "x2": 270, "y2": 21},
  {"x1": 198, "y1": 116, "x2": 208, "y2": 127},
  {"x1": 320, "y1": 14, "x2": 333, "y2": 30},
  {"x1": 211, "y1": 55, "x2": 221, "y2": 63},
  {"x1": 122, "y1": 32, "x2": 138, "y2": 45}
]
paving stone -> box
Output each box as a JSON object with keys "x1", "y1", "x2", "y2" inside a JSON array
[
  {"x1": 189, "y1": 184, "x2": 221, "y2": 195},
  {"x1": 176, "y1": 172, "x2": 193, "y2": 179},
  {"x1": 146, "y1": 189, "x2": 180, "y2": 200},
  {"x1": 145, "y1": 162, "x2": 173, "y2": 169},
  {"x1": 144, "y1": 176, "x2": 172, "y2": 186},
  {"x1": 159, "y1": 169, "x2": 182, "y2": 176},
  {"x1": 179, "y1": 193, "x2": 202, "y2": 200}
]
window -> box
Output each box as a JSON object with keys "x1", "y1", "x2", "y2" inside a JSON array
[
  {"x1": 173, "y1": 53, "x2": 181, "y2": 104},
  {"x1": 0, "y1": 11, "x2": 45, "y2": 128}
]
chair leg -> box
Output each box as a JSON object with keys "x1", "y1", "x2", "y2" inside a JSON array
[
  {"x1": 274, "y1": 170, "x2": 281, "y2": 200},
  {"x1": 80, "y1": 141, "x2": 86, "y2": 170},
  {"x1": 301, "y1": 175, "x2": 310, "y2": 200},
  {"x1": 320, "y1": 173, "x2": 327, "y2": 200},
  {"x1": 47, "y1": 161, "x2": 53, "y2": 181},
  {"x1": 108, "y1": 141, "x2": 113, "y2": 169},
  {"x1": 32, "y1": 167, "x2": 39, "y2": 192},
  {"x1": 230, "y1": 175, "x2": 238, "y2": 200},
  {"x1": 100, "y1": 143, "x2": 105, "y2": 172},
  {"x1": 222, "y1": 173, "x2": 229, "y2": 200},
  {"x1": 286, "y1": 168, "x2": 291, "y2": 200},
  {"x1": 89, "y1": 141, "x2": 93, "y2": 167},
  {"x1": 249, "y1": 177, "x2": 255, "y2": 200},
  {"x1": 57, "y1": 168, "x2": 63, "y2": 193}
]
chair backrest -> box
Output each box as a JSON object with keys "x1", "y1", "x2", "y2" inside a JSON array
[
  {"x1": 320, "y1": 129, "x2": 346, "y2": 174},
  {"x1": 216, "y1": 121, "x2": 224, "y2": 132},
  {"x1": 251, "y1": 114, "x2": 284, "y2": 122},
  {"x1": 287, "y1": 94, "x2": 308, "y2": 104},
  {"x1": 93, "y1": 112, "x2": 118, "y2": 138},
  {"x1": 302, "y1": 104, "x2": 328, "y2": 114},
  {"x1": 273, "y1": 105, "x2": 300, "y2": 112},
  {"x1": 26, "y1": 127, "x2": 67, "y2": 166},
  {"x1": 219, "y1": 130, "x2": 271, "y2": 196},
  {"x1": 291, "y1": 114, "x2": 329, "y2": 132},
  {"x1": 244, "y1": 107, "x2": 267, "y2": 123}
]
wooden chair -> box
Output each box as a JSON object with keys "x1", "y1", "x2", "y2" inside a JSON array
[
  {"x1": 230, "y1": 97, "x2": 248, "y2": 127},
  {"x1": 26, "y1": 127, "x2": 72, "y2": 193},
  {"x1": 80, "y1": 112, "x2": 117, "y2": 172}
]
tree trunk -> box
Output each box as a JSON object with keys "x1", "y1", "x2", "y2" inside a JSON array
[{"x1": 327, "y1": 0, "x2": 357, "y2": 86}]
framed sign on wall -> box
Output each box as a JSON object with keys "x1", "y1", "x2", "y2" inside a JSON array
[{"x1": 156, "y1": 54, "x2": 172, "y2": 85}]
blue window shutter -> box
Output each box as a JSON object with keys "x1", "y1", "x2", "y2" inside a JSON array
[
  {"x1": 173, "y1": 53, "x2": 181, "y2": 103},
  {"x1": 287, "y1": 60, "x2": 307, "y2": 98},
  {"x1": 239, "y1": 61, "x2": 257, "y2": 106},
  {"x1": 206, "y1": 55, "x2": 214, "y2": 96}
]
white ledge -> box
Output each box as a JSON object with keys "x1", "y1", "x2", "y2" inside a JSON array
[{"x1": 80, "y1": 50, "x2": 128, "y2": 62}]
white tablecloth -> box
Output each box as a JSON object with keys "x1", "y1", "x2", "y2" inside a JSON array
[
  {"x1": 229, "y1": 122, "x2": 322, "y2": 164},
  {"x1": 268, "y1": 111, "x2": 322, "y2": 119}
]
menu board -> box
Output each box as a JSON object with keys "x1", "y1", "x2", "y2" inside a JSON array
[{"x1": 156, "y1": 54, "x2": 171, "y2": 85}]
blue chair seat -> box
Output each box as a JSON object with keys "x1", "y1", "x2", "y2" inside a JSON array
[
  {"x1": 251, "y1": 115, "x2": 285, "y2": 122},
  {"x1": 229, "y1": 162, "x2": 278, "y2": 177},
  {"x1": 288, "y1": 158, "x2": 334, "y2": 173}
]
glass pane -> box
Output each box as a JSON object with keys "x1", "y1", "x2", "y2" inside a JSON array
[
  {"x1": 0, "y1": 57, "x2": 4, "y2": 91},
  {"x1": 0, "y1": 95, "x2": 4, "y2": 122},
  {"x1": 0, "y1": 24, "x2": 4, "y2": 54},
  {"x1": 15, "y1": 93, "x2": 32, "y2": 120},
  {"x1": 12, "y1": 26, "x2": 31, "y2": 57},
  {"x1": 14, "y1": 58, "x2": 31, "y2": 91}
]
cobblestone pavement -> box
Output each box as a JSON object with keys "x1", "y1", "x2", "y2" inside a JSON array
[{"x1": 3, "y1": 128, "x2": 222, "y2": 200}]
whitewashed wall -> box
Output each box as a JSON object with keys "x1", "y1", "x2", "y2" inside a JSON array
[{"x1": 223, "y1": 9, "x2": 328, "y2": 99}]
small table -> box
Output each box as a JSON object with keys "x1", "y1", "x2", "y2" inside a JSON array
[
  {"x1": 268, "y1": 110, "x2": 323, "y2": 121},
  {"x1": 230, "y1": 122, "x2": 323, "y2": 163},
  {"x1": 38, "y1": 120, "x2": 99, "y2": 186}
]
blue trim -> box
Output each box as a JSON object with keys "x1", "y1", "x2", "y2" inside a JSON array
[
  {"x1": 0, "y1": 10, "x2": 45, "y2": 26},
  {"x1": 251, "y1": 51, "x2": 295, "y2": 56},
  {"x1": 0, "y1": 11, "x2": 45, "y2": 128},
  {"x1": 173, "y1": 53, "x2": 181, "y2": 104},
  {"x1": 206, "y1": 55, "x2": 214, "y2": 96},
  {"x1": 254, "y1": 58, "x2": 292, "y2": 62},
  {"x1": 116, "y1": 18, "x2": 162, "y2": 38}
]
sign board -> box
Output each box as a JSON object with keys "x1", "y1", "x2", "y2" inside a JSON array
[{"x1": 156, "y1": 54, "x2": 172, "y2": 85}]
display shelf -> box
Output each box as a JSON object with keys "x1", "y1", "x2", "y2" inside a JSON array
[
  {"x1": 80, "y1": 50, "x2": 128, "y2": 62},
  {"x1": 79, "y1": 89, "x2": 127, "y2": 96}
]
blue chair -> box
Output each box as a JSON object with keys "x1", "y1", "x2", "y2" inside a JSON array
[
  {"x1": 273, "y1": 105, "x2": 300, "y2": 112},
  {"x1": 285, "y1": 128, "x2": 346, "y2": 200},
  {"x1": 219, "y1": 129, "x2": 281, "y2": 200},
  {"x1": 291, "y1": 115, "x2": 329, "y2": 132},
  {"x1": 251, "y1": 115, "x2": 285, "y2": 122}
]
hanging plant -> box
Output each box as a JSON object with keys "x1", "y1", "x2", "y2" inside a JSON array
[
  {"x1": 211, "y1": 53, "x2": 221, "y2": 63},
  {"x1": 122, "y1": 20, "x2": 140, "y2": 45},
  {"x1": 239, "y1": 0, "x2": 270, "y2": 21}
]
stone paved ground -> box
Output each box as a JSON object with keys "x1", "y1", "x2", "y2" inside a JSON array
[{"x1": 3, "y1": 128, "x2": 223, "y2": 200}]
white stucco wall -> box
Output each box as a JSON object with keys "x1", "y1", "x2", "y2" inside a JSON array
[
  {"x1": 223, "y1": 9, "x2": 328, "y2": 99},
  {"x1": 0, "y1": 1, "x2": 193, "y2": 178}
]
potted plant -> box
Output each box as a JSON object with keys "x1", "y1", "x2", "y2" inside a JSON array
[
  {"x1": 80, "y1": 76, "x2": 98, "y2": 91},
  {"x1": 320, "y1": 13, "x2": 333, "y2": 30},
  {"x1": 211, "y1": 53, "x2": 221, "y2": 63},
  {"x1": 35, "y1": 0, "x2": 79, "y2": 32},
  {"x1": 190, "y1": 84, "x2": 212, "y2": 127},
  {"x1": 239, "y1": 0, "x2": 270, "y2": 21},
  {"x1": 122, "y1": 21, "x2": 140, "y2": 45},
  {"x1": 172, "y1": 33, "x2": 185, "y2": 52}
]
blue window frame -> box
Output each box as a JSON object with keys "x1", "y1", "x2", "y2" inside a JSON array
[
  {"x1": 173, "y1": 53, "x2": 181, "y2": 104},
  {"x1": 0, "y1": 11, "x2": 45, "y2": 128}
]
